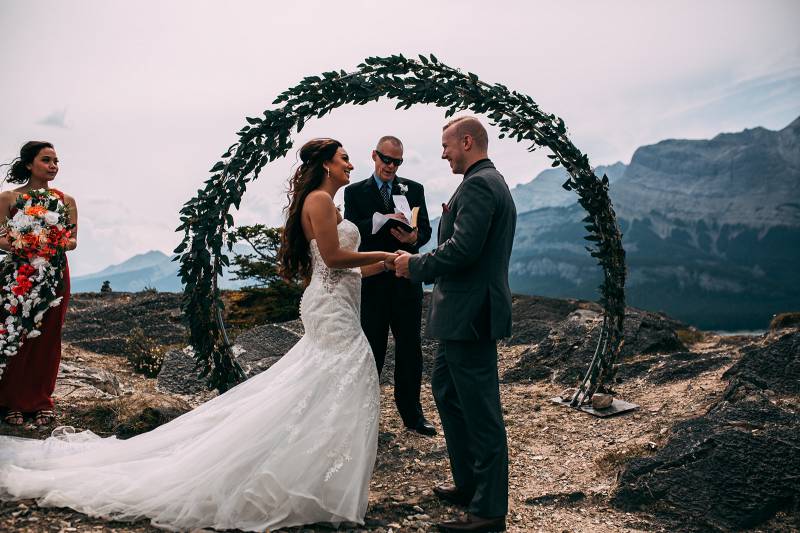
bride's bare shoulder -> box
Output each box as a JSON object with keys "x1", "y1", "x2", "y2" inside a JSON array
[{"x1": 303, "y1": 190, "x2": 335, "y2": 212}]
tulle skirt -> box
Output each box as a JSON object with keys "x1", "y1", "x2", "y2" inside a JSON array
[{"x1": 0, "y1": 329, "x2": 380, "y2": 531}]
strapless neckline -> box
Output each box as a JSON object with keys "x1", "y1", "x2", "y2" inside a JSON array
[{"x1": 308, "y1": 219, "x2": 355, "y2": 246}]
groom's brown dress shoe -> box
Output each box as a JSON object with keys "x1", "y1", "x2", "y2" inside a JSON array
[
  {"x1": 432, "y1": 484, "x2": 472, "y2": 506},
  {"x1": 437, "y1": 514, "x2": 506, "y2": 532}
]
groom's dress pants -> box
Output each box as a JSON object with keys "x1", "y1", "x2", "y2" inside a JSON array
[
  {"x1": 432, "y1": 337, "x2": 509, "y2": 518},
  {"x1": 361, "y1": 273, "x2": 424, "y2": 427}
]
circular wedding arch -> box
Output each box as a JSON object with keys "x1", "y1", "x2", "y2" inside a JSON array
[{"x1": 175, "y1": 54, "x2": 626, "y2": 406}]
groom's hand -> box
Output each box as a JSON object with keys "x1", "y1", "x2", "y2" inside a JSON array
[{"x1": 394, "y1": 250, "x2": 412, "y2": 278}]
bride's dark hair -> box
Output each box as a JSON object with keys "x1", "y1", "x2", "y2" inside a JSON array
[{"x1": 278, "y1": 138, "x2": 342, "y2": 281}]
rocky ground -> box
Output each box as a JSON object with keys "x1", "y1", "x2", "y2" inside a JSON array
[{"x1": 1, "y1": 292, "x2": 798, "y2": 532}]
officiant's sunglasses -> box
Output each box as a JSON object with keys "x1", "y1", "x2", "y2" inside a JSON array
[{"x1": 375, "y1": 150, "x2": 403, "y2": 167}]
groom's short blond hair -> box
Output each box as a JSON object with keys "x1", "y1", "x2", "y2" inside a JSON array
[{"x1": 443, "y1": 116, "x2": 489, "y2": 151}]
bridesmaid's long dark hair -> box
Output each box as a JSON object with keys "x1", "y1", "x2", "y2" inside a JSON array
[
  {"x1": 278, "y1": 138, "x2": 342, "y2": 282},
  {"x1": 3, "y1": 141, "x2": 54, "y2": 185}
]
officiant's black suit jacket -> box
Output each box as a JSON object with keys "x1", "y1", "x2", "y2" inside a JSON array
[{"x1": 343, "y1": 176, "x2": 432, "y2": 255}]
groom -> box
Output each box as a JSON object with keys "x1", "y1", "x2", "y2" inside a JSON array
[{"x1": 394, "y1": 117, "x2": 515, "y2": 533}]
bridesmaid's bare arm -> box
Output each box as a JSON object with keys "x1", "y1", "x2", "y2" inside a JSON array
[
  {"x1": 62, "y1": 192, "x2": 78, "y2": 251},
  {"x1": 0, "y1": 192, "x2": 14, "y2": 251}
]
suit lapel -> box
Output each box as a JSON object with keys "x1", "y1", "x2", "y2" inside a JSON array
[{"x1": 391, "y1": 177, "x2": 403, "y2": 196}]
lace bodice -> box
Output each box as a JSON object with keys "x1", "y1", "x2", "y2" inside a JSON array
[
  {"x1": 309, "y1": 219, "x2": 361, "y2": 292},
  {"x1": 308, "y1": 219, "x2": 362, "y2": 295}
]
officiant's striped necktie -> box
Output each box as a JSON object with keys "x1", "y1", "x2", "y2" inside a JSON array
[{"x1": 380, "y1": 182, "x2": 392, "y2": 211}]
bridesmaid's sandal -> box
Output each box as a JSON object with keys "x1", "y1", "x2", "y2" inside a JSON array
[
  {"x1": 34, "y1": 410, "x2": 55, "y2": 426},
  {"x1": 4, "y1": 411, "x2": 24, "y2": 426}
]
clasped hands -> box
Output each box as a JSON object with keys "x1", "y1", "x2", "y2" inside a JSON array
[{"x1": 383, "y1": 250, "x2": 412, "y2": 278}]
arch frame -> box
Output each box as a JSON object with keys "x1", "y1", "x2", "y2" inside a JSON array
[{"x1": 175, "y1": 54, "x2": 626, "y2": 405}]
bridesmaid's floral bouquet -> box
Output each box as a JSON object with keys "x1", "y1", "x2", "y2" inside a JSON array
[{"x1": 0, "y1": 189, "x2": 72, "y2": 378}]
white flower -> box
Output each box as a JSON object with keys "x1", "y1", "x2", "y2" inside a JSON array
[
  {"x1": 31, "y1": 256, "x2": 47, "y2": 268},
  {"x1": 398, "y1": 183, "x2": 409, "y2": 195},
  {"x1": 49, "y1": 297, "x2": 63, "y2": 308},
  {"x1": 33, "y1": 311, "x2": 44, "y2": 323},
  {"x1": 27, "y1": 330, "x2": 41, "y2": 338},
  {"x1": 10, "y1": 213, "x2": 35, "y2": 228},
  {"x1": 44, "y1": 211, "x2": 60, "y2": 225}
]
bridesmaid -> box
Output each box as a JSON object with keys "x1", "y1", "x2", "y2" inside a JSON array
[{"x1": 0, "y1": 141, "x2": 78, "y2": 426}]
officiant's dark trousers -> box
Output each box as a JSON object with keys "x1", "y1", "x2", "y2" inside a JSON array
[
  {"x1": 360, "y1": 273, "x2": 424, "y2": 426},
  {"x1": 432, "y1": 337, "x2": 508, "y2": 518}
]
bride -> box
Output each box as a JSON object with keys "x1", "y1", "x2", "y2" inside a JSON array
[{"x1": 0, "y1": 138, "x2": 397, "y2": 531}]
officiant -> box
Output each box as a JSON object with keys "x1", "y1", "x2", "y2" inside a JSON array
[{"x1": 344, "y1": 136, "x2": 435, "y2": 436}]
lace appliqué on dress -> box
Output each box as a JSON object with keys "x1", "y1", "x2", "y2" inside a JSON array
[{"x1": 309, "y1": 221, "x2": 361, "y2": 295}]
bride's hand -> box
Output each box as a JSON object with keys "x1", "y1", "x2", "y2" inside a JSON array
[{"x1": 383, "y1": 253, "x2": 398, "y2": 271}]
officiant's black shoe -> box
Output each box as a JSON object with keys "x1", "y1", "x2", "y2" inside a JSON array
[
  {"x1": 437, "y1": 514, "x2": 506, "y2": 532},
  {"x1": 432, "y1": 484, "x2": 472, "y2": 507},
  {"x1": 406, "y1": 418, "x2": 436, "y2": 436}
]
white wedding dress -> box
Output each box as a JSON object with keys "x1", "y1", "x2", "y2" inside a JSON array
[{"x1": 0, "y1": 219, "x2": 380, "y2": 531}]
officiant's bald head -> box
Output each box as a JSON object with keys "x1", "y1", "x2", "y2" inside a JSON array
[{"x1": 441, "y1": 116, "x2": 489, "y2": 174}]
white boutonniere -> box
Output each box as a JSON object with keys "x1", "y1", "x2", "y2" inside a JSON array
[{"x1": 397, "y1": 183, "x2": 408, "y2": 195}]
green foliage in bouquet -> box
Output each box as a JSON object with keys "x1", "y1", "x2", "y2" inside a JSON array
[{"x1": 175, "y1": 54, "x2": 626, "y2": 402}]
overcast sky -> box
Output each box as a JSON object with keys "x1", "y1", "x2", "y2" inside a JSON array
[{"x1": 1, "y1": 0, "x2": 798, "y2": 275}]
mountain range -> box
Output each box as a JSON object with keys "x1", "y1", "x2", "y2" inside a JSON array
[
  {"x1": 75, "y1": 117, "x2": 799, "y2": 330},
  {"x1": 71, "y1": 250, "x2": 248, "y2": 293},
  {"x1": 505, "y1": 116, "x2": 800, "y2": 330}
]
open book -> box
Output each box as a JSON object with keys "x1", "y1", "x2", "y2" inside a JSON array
[{"x1": 371, "y1": 205, "x2": 420, "y2": 235}]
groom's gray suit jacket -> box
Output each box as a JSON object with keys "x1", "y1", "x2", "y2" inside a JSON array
[{"x1": 408, "y1": 160, "x2": 516, "y2": 340}]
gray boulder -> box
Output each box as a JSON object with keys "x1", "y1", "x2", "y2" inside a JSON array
[
  {"x1": 156, "y1": 320, "x2": 307, "y2": 395},
  {"x1": 156, "y1": 349, "x2": 208, "y2": 395},
  {"x1": 55, "y1": 362, "x2": 122, "y2": 400},
  {"x1": 503, "y1": 305, "x2": 690, "y2": 385},
  {"x1": 232, "y1": 321, "x2": 304, "y2": 377}
]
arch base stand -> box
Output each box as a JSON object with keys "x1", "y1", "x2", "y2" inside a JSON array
[{"x1": 550, "y1": 397, "x2": 639, "y2": 418}]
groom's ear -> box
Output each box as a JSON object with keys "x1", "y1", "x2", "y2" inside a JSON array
[{"x1": 463, "y1": 134, "x2": 474, "y2": 151}]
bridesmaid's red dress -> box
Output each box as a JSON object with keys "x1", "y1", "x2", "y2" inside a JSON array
[{"x1": 0, "y1": 189, "x2": 71, "y2": 414}]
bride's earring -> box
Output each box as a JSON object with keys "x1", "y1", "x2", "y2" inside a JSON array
[{"x1": 324, "y1": 166, "x2": 330, "y2": 179}]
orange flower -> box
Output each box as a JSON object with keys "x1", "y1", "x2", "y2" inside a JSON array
[{"x1": 24, "y1": 205, "x2": 48, "y2": 217}]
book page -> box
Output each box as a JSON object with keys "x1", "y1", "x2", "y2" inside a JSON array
[
  {"x1": 393, "y1": 195, "x2": 412, "y2": 222},
  {"x1": 372, "y1": 212, "x2": 390, "y2": 234}
]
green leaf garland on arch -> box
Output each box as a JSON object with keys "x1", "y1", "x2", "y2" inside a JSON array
[{"x1": 175, "y1": 54, "x2": 627, "y2": 406}]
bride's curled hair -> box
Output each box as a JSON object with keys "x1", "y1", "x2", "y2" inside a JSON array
[{"x1": 279, "y1": 138, "x2": 342, "y2": 282}]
